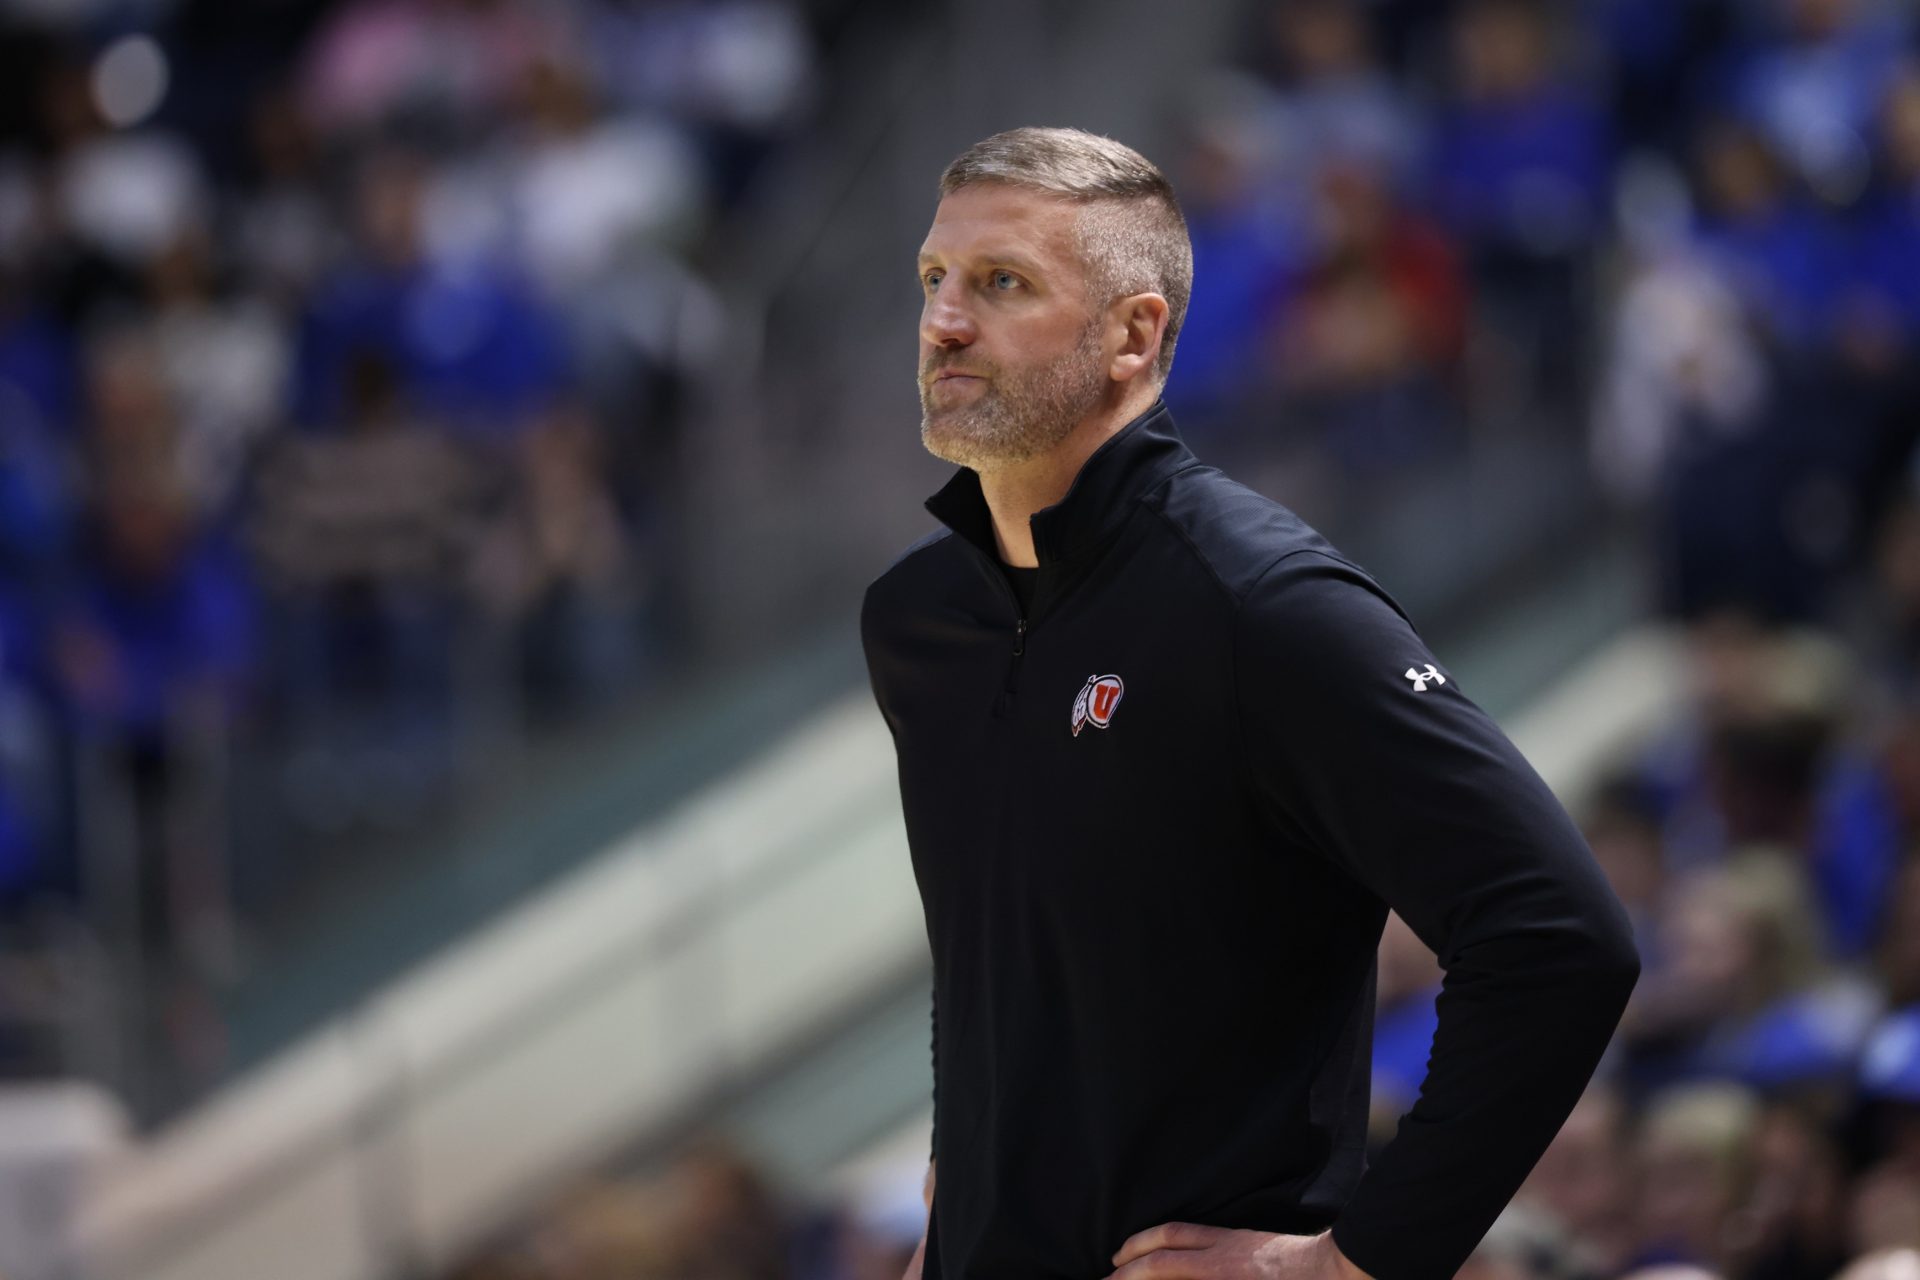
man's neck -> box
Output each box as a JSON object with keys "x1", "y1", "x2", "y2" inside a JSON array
[{"x1": 977, "y1": 385, "x2": 1158, "y2": 568}]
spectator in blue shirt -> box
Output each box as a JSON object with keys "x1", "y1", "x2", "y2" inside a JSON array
[
  {"x1": 291, "y1": 146, "x2": 567, "y2": 441},
  {"x1": 1427, "y1": 0, "x2": 1613, "y2": 410}
]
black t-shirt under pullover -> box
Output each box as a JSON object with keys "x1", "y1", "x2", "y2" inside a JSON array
[
  {"x1": 859, "y1": 400, "x2": 1641, "y2": 1280},
  {"x1": 1000, "y1": 561, "x2": 1038, "y2": 616}
]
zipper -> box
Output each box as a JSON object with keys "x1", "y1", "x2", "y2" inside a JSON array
[
  {"x1": 962, "y1": 540, "x2": 1036, "y2": 719},
  {"x1": 993, "y1": 615, "x2": 1027, "y2": 719}
]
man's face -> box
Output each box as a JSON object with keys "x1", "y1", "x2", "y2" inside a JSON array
[{"x1": 916, "y1": 183, "x2": 1114, "y2": 470}]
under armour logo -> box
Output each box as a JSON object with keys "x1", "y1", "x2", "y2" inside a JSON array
[{"x1": 1405, "y1": 664, "x2": 1446, "y2": 692}]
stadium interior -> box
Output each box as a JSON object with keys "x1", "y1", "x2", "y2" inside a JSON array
[{"x1": 4, "y1": 1, "x2": 1920, "y2": 1278}]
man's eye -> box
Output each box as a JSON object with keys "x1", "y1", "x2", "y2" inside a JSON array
[
  {"x1": 922, "y1": 271, "x2": 942, "y2": 290},
  {"x1": 991, "y1": 270, "x2": 1019, "y2": 290}
]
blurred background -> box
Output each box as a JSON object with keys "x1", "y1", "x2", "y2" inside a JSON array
[{"x1": 3, "y1": 0, "x2": 1920, "y2": 1278}]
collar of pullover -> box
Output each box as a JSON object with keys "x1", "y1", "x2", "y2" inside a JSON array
[{"x1": 922, "y1": 397, "x2": 1198, "y2": 570}]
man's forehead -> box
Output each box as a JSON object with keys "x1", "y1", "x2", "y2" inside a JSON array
[{"x1": 917, "y1": 184, "x2": 1078, "y2": 265}]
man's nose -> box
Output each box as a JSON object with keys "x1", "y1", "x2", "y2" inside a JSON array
[{"x1": 921, "y1": 290, "x2": 977, "y2": 348}]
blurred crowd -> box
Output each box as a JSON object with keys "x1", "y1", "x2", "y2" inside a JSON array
[
  {"x1": 444, "y1": 1135, "x2": 924, "y2": 1280},
  {"x1": 1166, "y1": 0, "x2": 1920, "y2": 600},
  {"x1": 12, "y1": 0, "x2": 1920, "y2": 1278},
  {"x1": 0, "y1": 0, "x2": 812, "y2": 1097}
]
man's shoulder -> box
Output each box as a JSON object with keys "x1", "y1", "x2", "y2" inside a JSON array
[
  {"x1": 1145, "y1": 462, "x2": 1376, "y2": 604},
  {"x1": 862, "y1": 525, "x2": 962, "y2": 616},
  {"x1": 1151, "y1": 467, "x2": 1428, "y2": 677}
]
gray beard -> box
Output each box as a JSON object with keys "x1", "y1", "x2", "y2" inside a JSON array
[{"x1": 919, "y1": 320, "x2": 1109, "y2": 471}]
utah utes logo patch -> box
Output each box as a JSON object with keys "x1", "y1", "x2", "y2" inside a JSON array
[{"x1": 1071, "y1": 673, "x2": 1125, "y2": 737}]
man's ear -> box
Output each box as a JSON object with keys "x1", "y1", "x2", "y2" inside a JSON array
[{"x1": 1107, "y1": 292, "x2": 1170, "y2": 383}]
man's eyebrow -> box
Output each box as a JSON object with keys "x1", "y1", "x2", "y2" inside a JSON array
[{"x1": 915, "y1": 248, "x2": 1047, "y2": 275}]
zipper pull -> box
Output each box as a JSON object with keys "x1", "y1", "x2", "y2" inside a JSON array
[{"x1": 1013, "y1": 617, "x2": 1027, "y2": 656}]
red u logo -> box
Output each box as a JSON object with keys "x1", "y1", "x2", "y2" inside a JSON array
[
  {"x1": 1071, "y1": 674, "x2": 1125, "y2": 736},
  {"x1": 1092, "y1": 681, "x2": 1120, "y2": 720}
]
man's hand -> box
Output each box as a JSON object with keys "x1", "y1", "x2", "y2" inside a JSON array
[{"x1": 1105, "y1": 1222, "x2": 1376, "y2": 1280}]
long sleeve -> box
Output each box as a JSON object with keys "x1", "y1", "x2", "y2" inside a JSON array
[
  {"x1": 864, "y1": 582, "x2": 938, "y2": 1165},
  {"x1": 1233, "y1": 551, "x2": 1641, "y2": 1280},
  {"x1": 930, "y1": 981, "x2": 939, "y2": 1162}
]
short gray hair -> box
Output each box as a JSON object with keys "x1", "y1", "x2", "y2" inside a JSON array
[{"x1": 939, "y1": 126, "x2": 1193, "y2": 385}]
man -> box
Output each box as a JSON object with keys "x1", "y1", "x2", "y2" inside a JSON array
[{"x1": 859, "y1": 126, "x2": 1640, "y2": 1280}]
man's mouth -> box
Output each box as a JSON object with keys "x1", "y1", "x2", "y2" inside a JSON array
[{"x1": 927, "y1": 374, "x2": 986, "y2": 402}]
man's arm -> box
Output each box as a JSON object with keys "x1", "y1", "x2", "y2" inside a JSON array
[
  {"x1": 929, "y1": 982, "x2": 938, "y2": 1162},
  {"x1": 1234, "y1": 551, "x2": 1641, "y2": 1280},
  {"x1": 863, "y1": 582, "x2": 941, "y2": 1170},
  {"x1": 866, "y1": 585, "x2": 941, "y2": 1279}
]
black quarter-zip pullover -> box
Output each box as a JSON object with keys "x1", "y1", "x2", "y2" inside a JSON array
[{"x1": 859, "y1": 399, "x2": 1640, "y2": 1280}]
